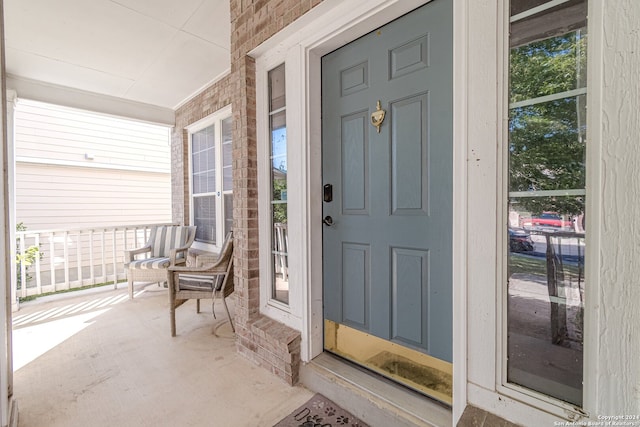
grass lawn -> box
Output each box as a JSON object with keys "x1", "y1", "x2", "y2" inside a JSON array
[{"x1": 508, "y1": 252, "x2": 581, "y2": 277}]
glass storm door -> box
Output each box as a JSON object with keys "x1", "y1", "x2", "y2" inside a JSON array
[{"x1": 321, "y1": 0, "x2": 454, "y2": 404}]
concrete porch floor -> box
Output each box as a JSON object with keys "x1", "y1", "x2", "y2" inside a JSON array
[{"x1": 11, "y1": 284, "x2": 314, "y2": 427}]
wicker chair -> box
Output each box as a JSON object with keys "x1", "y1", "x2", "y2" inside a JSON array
[
  {"x1": 125, "y1": 225, "x2": 197, "y2": 299},
  {"x1": 167, "y1": 231, "x2": 234, "y2": 337}
]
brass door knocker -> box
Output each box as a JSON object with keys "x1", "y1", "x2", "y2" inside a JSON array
[{"x1": 370, "y1": 100, "x2": 386, "y2": 133}]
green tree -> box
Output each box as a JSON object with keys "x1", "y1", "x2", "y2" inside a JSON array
[
  {"x1": 509, "y1": 30, "x2": 587, "y2": 216},
  {"x1": 272, "y1": 174, "x2": 288, "y2": 224},
  {"x1": 15, "y1": 223, "x2": 41, "y2": 287}
]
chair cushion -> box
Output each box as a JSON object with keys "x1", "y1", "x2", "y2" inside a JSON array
[
  {"x1": 178, "y1": 274, "x2": 217, "y2": 291},
  {"x1": 150, "y1": 226, "x2": 191, "y2": 258},
  {"x1": 128, "y1": 258, "x2": 170, "y2": 270}
]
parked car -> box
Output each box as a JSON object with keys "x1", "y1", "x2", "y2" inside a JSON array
[
  {"x1": 508, "y1": 228, "x2": 534, "y2": 252},
  {"x1": 520, "y1": 212, "x2": 572, "y2": 229}
]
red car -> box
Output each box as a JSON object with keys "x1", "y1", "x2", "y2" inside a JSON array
[{"x1": 521, "y1": 212, "x2": 572, "y2": 229}]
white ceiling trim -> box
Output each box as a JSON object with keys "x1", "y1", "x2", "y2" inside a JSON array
[
  {"x1": 172, "y1": 69, "x2": 231, "y2": 111},
  {"x1": 7, "y1": 75, "x2": 175, "y2": 126}
]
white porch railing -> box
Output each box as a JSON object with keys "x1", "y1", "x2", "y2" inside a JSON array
[
  {"x1": 14, "y1": 223, "x2": 176, "y2": 300},
  {"x1": 273, "y1": 223, "x2": 288, "y2": 281}
]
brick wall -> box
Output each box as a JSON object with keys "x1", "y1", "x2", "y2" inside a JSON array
[{"x1": 172, "y1": 0, "x2": 324, "y2": 385}]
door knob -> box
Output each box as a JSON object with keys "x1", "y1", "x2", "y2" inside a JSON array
[{"x1": 323, "y1": 216, "x2": 334, "y2": 226}]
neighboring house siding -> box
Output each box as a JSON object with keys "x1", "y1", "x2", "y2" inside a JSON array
[
  {"x1": 16, "y1": 164, "x2": 171, "y2": 229},
  {"x1": 15, "y1": 100, "x2": 171, "y2": 231}
]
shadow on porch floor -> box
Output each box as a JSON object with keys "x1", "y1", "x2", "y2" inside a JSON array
[{"x1": 12, "y1": 284, "x2": 313, "y2": 427}]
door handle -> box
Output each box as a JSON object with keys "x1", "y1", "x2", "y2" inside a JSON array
[
  {"x1": 323, "y1": 184, "x2": 333, "y2": 203},
  {"x1": 323, "y1": 216, "x2": 334, "y2": 226}
]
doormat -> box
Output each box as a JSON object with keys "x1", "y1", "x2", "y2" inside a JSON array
[{"x1": 274, "y1": 393, "x2": 369, "y2": 427}]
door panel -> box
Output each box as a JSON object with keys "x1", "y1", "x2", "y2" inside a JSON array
[
  {"x1": 390, "y1": 35, "x2": 430, "y2": 80},
  {"x1": 341, "y1": 62, "x2": 369, "y2": 96},
  {"x1": 392, "y1": 247, "x2": 430, "y2": 349},
  {"x1": 341, "y1": 112, "x2": 369, "y2": 214},
  {"x1": 391, "y1": 93, "x2": 429, "y2": 215},
  {"x1": 322, "y1": 0, "x2": 453, "y2": 396},
  {"x1": 341, "y1": 243, "x2": 370, "y2": 328}
]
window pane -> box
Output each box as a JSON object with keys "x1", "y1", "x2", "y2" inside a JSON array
[
  {"x1": 271, "y1": 173, "x2": 287, "y2": 199},
  {"x1": 194, "y1": 195, "x2": 216, "y2": 245},
  {"x1": 510, "y1": 1, "x2": 587, "y2": 49},
  {"x1": 507, "y1": 196, "x2": 584, "y2": 405},
  {"x1": 271, "y1": 122, "x2": 287, "y2": 164},
  {"x1": 222, "y1": 117, "x2": 233, "y2": 191},
  {"x1": 192, "y1": 173, "x2": 201, "y2": 194},
  {"x1": 206, "y1": 124, "x2": 215, "y2": 145},
  {"x1": 509, "y1": 94, "x2": 587, "y2": 195},
  {"x1": 269, "y1": 63, "x2": 288, "y2": 305},
  {"x1": 271, "y1": 111, "x2": 287, "y2": 201},
  {"x1": 191, "y1": 132, "x2": 199, "y2": 154},
  {"x1": 192, "y1": 124, "x2": 216, "y2": 196},
  {"x1": 222, "y1": 117, "x2": 232, "y2": 144},
  {"x1": 190, "y1": 118, "x2": 233, "y2": 248},
  {"x1": 507, "y1": 0, "x2": 587, "y2": 407},
  {"x1": 510, "y1": 32, "x2": 587, "y2": 103},
  {"x1": 192, "y1": 151, "x2": 200, "y2": 174},
  {"x1": 271, "y1": 207, "x2": 288, "y2": 304},
  {"x1": 224, "y1": 194, "x2": 233, "y2": 237},
  {"x1": 223, "y1": 167, "x2": 232, "y2": 192},
  {"x1": 209, "y1": 146, "x2": 217, "y2": 190},
  {"x1": 269, "y1": 64, "x2": 286, "y2": 111},
  {"x1": 199, "y1": 153, "x2": 208, "y2": 178},
  {"x1": 206, "y1": 168, "x2": 216, "y2": 194},
  {"x1": 223, "y1": 141, "x2": 232, "y2": 165}
]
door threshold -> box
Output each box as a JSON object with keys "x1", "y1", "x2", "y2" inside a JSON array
[{"x1": 300, "y1": 352, "x2": 452, "y2": 427}]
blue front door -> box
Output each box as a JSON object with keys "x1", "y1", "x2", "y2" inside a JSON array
[{"x1": 322, "y1": 0, "x2": 453, "y2": 372}]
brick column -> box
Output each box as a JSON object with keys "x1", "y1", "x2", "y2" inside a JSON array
[{"x1": 231, "y1": 54, "x2": 260, "y2": 327}]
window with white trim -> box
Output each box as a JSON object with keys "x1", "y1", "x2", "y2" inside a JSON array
[
  {"x1": 188, "y1": 107, "x2": 233, "y2": 252},
  {"x1": 268, "y1": 63, "x2": 289, "y2": 305},
  {"x1": 256, "y1": 50, "x2": 304, "y2": 330},
  {"x1": 506, "y1": 0, "x2": 587, "y2": 407}
]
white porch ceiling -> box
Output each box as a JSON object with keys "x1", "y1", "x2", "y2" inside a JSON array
[{"x1": 4, "y1": 0, "x2": 230, "y2": 122}]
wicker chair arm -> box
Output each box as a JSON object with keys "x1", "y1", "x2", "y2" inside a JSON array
[
  {"x1": 169, "y1": 245, "x2": 191, "y2": 266},
  {"x1": 126, "y1": 245, "x2": 152, "y2": 262}
]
